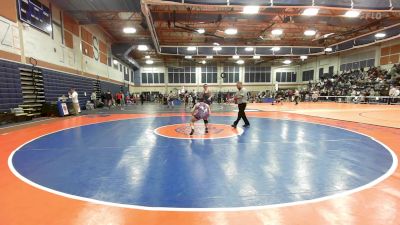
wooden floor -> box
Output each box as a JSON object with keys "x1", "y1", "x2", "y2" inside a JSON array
[
  {"x1": 247, "y1": 102, "x2": 400, "y2": 128},
  {"x1": 0, "y1": 103, "x2": 399, "y2": 225}
]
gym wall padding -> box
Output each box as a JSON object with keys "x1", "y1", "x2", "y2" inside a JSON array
[
  {"x1": 0, "y1": 58, "x2": 125, "y2": 111},
  {"x1": 0, "y1": 59, "x2": 23, "y2": 112},
  {"x1": 42, "y1": 69, "x2": 94, "y2": 107}
]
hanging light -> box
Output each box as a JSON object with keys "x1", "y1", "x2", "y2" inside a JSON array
[
  {"x1": 283, "y1": 59, "x2": 292, "y2": 64},
  {"x1": 236, "y1": 59, "x2": 244, "y2": 64}
]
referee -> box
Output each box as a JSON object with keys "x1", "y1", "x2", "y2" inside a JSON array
[{"x1": 232, "y1": 82, "x2": 250, "y2": 128}]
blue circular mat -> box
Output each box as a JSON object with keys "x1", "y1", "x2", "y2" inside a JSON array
[{"x1": 11, "y1": 116, "x2": 394, "y2": 208}]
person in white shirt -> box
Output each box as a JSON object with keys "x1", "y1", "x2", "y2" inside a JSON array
[
  {"x1": 68, "y1": 88, "x2": 80, "y2": 115},
  {"x1": 90, "y1": 92, "x2": 96, "y2": 108},
  {"x1": 294, "y1": 89, "x2": 300, "y2": 105},
  {"x1": 232, "y1": 82, "x2": 250, "y2": 128}
]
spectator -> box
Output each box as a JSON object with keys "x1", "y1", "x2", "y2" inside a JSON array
[{"x1": 68, "y1": 88, "x2": 80, "y2": 116}]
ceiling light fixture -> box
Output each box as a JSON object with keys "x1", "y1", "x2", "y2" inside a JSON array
[
  {"x1": 302, "y1": 8, "x2": 319, "y2": 16},
  {"x1": 232, "y1": 55, "x2": 240, "y2": 59},
  {"x1": 145, "y1": 60, "x2": 154, "y2": 65},
  {"x1": 344, "y1": 10, "x2": 360, "y2": 18},
  {"x1": 185, "y1": 55, "x2": 192, "y2": 59},
  {"x1": 242, "y1": 6, "x2": 260, "y2": 14},
  {"x1": 213, "y1": 46, "x2": 222, "y2": 51},
  {"x1": 206, "y1": 55, "x2": 213, "y2": 59},
  {"x1": 304, "y1": 30, "x2": 316, "y2": 36},
  {"x1": 123, "y1": 27, "x2": 136, "y2": 34},
  {"x1": 145, "y1": 55, "x2": 151, "y2": 59},
  {"x1": 201, "y1": 60, "x2": 206, "y2": 64},
  {"x1": 271, "y1": 29, "x2": 283, "y2": 35},
  {"x1": 138, "y1": 45, "x2": 148, "y2": 51},
  {"x1": 375, "y1": 33, "x2": 386, "y2": 38},
  {"x1": 325, "y1": 47, "x2": 333, "y2": 52},
  {"x1": 236, "y1": 59, "x2": 244, "y2": 64},
  {"x1": 253, "y1": 55, "x2": 260, "y2": 59},
  {"x1": 245, "y1": 47, "x2": 254, "y2": 51},
  {"x1": 283, "y1": 60, "x2": 292, "y2": 64},
  {"x1": 300, "y1": 55, "x2": 308, "y2": 60},
  {"x1": 187, "y1": 46, "x2": 197, "y2": 51},
  {"x1": 113, "y1": 60, "x2": 119, "y2": 65},
  {"x1": 271, "y1": 47, "x2": 280, "y2": 51},
  {"x1": 225, "y1": 28, "x2": 238, "y2": 35},
  {"x1": 197, "y1": 28, "x2": 205, "y2": 34}
]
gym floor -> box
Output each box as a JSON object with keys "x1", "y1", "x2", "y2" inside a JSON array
[{"x1": 1, "y1": 102, "x2": 399, "y2": 225}]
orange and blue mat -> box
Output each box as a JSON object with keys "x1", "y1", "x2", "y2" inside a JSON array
[{"x1": 1, "y1": 105, "x2": 400, "y2": 225}]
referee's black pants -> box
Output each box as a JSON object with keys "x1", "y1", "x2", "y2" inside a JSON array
[{"x1": 234, "y1": 103, "x2": 250, "y2": 126}]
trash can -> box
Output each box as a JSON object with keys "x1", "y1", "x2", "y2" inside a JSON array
[{"x1": 57, "y1": 101, "x2": 70, "y2": 117}]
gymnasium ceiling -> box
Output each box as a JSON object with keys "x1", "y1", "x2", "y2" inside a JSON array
[{"x1": 53, "y1": 0, "x2": 400, "y2": 65}]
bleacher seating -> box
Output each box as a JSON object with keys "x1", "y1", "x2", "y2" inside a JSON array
[{"x1": 1, "y1": 58, "x2": 128, "y2": 113}]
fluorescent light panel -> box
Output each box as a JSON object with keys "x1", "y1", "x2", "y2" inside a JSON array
[
  {"x1": 236, "y1": 60, "x2": 244, "y2": 64},
  {"x1": 304, "y1": 30, "x2": 316, "y2": 36},
  {"x1": 225, "y1": 28, "x2": 238, "y2": 35},
  {"x1": 187, "y1": 46, "x2": 197, "y2": 51},
  {"x1": 344, "y1": 10, "x2": 360, "y2": 18},
  {"x1": 123, "y1": 27, "x2": 136, "y2": 34},
  {"x1": 302, "y1": 8, "x2": 319, "y2": 16},
  {"x1": 138, "y1": 45, "x2": 148, "y2": 51},
  {"x1": 242, "y1": 6, "x2": 259, "y2": 14},
  {"x1": 213, "y1": 46, "x2": 222, "y2": 51},
  {"x1": 283, "y1": 60, "x2": 292, "y2": 64},
  {"x1": 271, "y1": 47, "x2": 280, "y2": 51},
  {"x1": 271, "y1": 29, "x2": 283, "y2": 35}
]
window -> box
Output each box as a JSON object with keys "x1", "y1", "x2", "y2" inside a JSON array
[
  {"x1": 222, "y1": 65, "x2": 239, "y2": 83},
  {"x1": 244, "y1": 66, "x2": 271, "y2": 83},
  {"x1": 328, "y1": 66, "x2": 334, "y2": 75},
  {"x1": 120, "y1": 64, "x2": 122, "y2": 72},
  {"x1": 340, "y1": 58, "x2": 375, "y2": 71},
  {"x1": 167, "y1": 67, "x2": 196, "y2": 84},
  {"x1": 141, "y1": 73, "x2": 147, "y2": 83},
  {"x1": 141, "y1": 73, "x2": 165, "y2": 84},
  {"x1": 201, "y1": 65, "x2": 217, "y2": 83},
  {"x1": 276, "y1": 71, "x2": 297, "y2": 82},
  {"x1": 319, "y1": 68, "x2": 324, "y2": 78},
  {"x1": 302, "y1": 70, "x2": 314, "y2": 81}
]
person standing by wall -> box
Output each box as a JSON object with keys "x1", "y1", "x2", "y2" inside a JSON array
[
  {"x1": 140, "y1": 93, "x2": 145, "y2": 105},
  {"x1": 90, "y1": 91, "x2": 96, "y2": 108},
  {"x1": 232, "y1": 82, "x2": 250, "y2": 128},
  {"x1": 105, "y1": 90, "x2": 112, "y2": 109},
  {"x1": 294, "y1": 89, "x2": 300, "y2": 105},
  {"x1": 68, "y1": 88, "x2": 80, "y2": 116}
]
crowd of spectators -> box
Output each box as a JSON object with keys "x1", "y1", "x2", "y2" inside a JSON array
[{"x1": 310, "y1": 64, "x2": 400, "y2": 100}]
